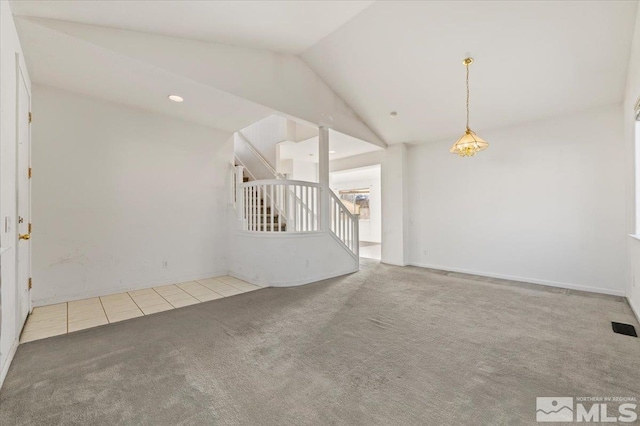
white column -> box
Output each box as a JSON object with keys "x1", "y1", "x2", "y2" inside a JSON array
[
  {"x1": 318, "y1": 126, "x2": 330, "y2": 232},
  {"x1": 381, "y1": 143, "x2": 409, "y2": 265}
]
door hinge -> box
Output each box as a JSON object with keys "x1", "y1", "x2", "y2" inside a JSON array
[
  {"x1": 29, "y1": 112, "x2": 32, "y2": 123},
  {"x1": 28, "y1": 223, "x2": 32, "y2": 233},
  {"x1": 28, "y1": 278, "x2": 32, "y2": 290},
  {"x1": 28, "y1": 167, "x2": 32, "y2": 179}
]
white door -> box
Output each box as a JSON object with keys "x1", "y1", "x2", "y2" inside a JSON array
[{"x1": 17, "y1": 66, "x2": 31, "y2": 324}]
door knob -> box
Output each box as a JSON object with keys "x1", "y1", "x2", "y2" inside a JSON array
[{"x1": 19, "y1": 234, "x2": 30, "y2": 240}]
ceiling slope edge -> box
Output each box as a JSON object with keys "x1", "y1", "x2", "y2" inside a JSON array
[{"x1": 20, "y1": 17, "x2": 387, "y2": 149}]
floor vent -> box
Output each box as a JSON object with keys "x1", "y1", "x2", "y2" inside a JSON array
[{"x1": 611, "y1": 322, "x2": 638, "y2": 337}]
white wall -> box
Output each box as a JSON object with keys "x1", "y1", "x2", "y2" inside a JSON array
[
  {"x1": 31, "y1": 86, "x2": 233, "y2": 305},
  {"x1": 239, "y1": 115, "x2": 286, "y2": 170},
  {"x1": 330, "y1": 150, "x2": 384, "y2": 173},
  {"x1": 330, "y1": 165, "x2": 381, "y2": 243},
  {"x1": 382, "y1": 144, "x2": 410, "y2": 266},
  {"x1": 291, "y1": 160, "x2": 318, "y2": 182},
  {"x1": 0, "y1": 0, "x2": 31, "y2": 388},
  {"x1": 278, "y1": 158, "x2": 319, "y2": 182},
  {"x1": 408, "y1": 105, "x2": 627, "y2": 296},
  {"x1": 625, "y1": 6, "x2": 640, "y2": 320},
  {"x1": 235, "y1": 133, "x2": 276, "y2": 181}
]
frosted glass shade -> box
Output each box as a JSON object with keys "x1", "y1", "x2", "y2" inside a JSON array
[{"x1": 449, "y1": 129, "x2": 489, "y2": 157}]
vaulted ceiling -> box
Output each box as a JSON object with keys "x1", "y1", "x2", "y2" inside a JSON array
[
  {"x1": 11, "y1": 0, "x2": 639, "y2": 146},
  {"x1": 12, "y1": 16, "x2": 385, "y2": 146},
  {"x1": 10, "y1": 1, "x2": 374, "y2": 53},
  {"x1": 302, "y1": 1, "x2": 639, "y2": 144}
]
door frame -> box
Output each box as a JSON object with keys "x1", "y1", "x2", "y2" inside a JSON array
[{"x1": 16, "y1": 58, "x2": 32, "y2": 320}]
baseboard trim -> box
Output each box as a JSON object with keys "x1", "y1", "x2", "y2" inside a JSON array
[
  {"x1": 0, "y1": 338, "x2": 19, "y2": 390},
  {"x1": 381, "y1": 260, "x2": 409, "y2": 267},
  {"x1": 32, "y1": 269, "x2": 229, "y2": 306},
  {"x1": 409, "y1": 262, "x2": 626, "y2": 297},
  {"x1": 628, "y1": 297, "x2": 640, "y2": 323}
]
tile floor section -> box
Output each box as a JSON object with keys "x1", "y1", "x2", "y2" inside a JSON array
[{"x1": 20, "y1": 276, "x2": 260, "y2": 343}]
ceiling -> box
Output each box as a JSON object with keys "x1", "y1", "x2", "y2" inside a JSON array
[
  {"x1": 14, "y1": 18, "x2": 273, "y2": 134},
  {"x1": 10, "y1": 0, "x2": 374, "y2": 54},
  {"x1": 302, "y1": 1, "x2": 639, "y2": 144},
  {"x1": 11, "y1": 1, "x2": 640, "y2": 146},
  {"x1": 279, "y1": 130, "x2": 383, "y2": 164},
  {"x1": 11, "y1": 11, "x2": 385, "y2": 146}
]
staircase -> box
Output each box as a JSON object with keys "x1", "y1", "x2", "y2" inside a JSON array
[
  {"x1": 229, "y1": 123, "x2": 360, "y2": 288},
  {"x1": 235, "y1": 163, "x2": 288, "y2": 232},
  {"x1": 251, "y1": 197, "x2": 287, "y2": 232},
  {"x1": 232, "y1": 130, "x2": 358, "y2": 256}
]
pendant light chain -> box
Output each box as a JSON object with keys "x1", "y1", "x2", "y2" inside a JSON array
[{"x1": 466, "y1": 61, "x2": 470, "y2": 132}]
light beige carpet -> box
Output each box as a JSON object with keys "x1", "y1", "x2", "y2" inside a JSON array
[{"x1": 1, "y1": 259, "x2": 639, "y2": 425}]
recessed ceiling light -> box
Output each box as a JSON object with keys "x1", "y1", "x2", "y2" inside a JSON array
[
  {"x1": 168, "y1": 95, "x2": 184, "y2": 102},
  {"x1": 329, "y1": 150, "x2": 337, "y2": 154},
  {"x1": 390, "y1": 111, "x2": 398, "y2": 117}
]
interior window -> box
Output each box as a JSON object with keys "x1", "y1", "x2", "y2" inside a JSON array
[{"x1": 338, "y1": 188, "x2": 370, "y2": 220}]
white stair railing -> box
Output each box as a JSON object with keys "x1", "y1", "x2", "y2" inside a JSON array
[
  {"x1": 241, "y1": 179, "x2": 319, "y2": 233},
  {"x1": 329, "y1": 191, "x2": 359, "y2": 257},
  {"x1": 233, "y1": 166, "x2": 359, "y2": 258}
]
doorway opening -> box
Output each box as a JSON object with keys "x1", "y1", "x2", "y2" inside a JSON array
[{"x1": 330, "y1": 165, "x2": 381, "y2": 260}]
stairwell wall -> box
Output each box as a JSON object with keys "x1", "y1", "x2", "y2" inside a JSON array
[{"x1": 229, "y1": 232, "x2": 358, "y2": 287}]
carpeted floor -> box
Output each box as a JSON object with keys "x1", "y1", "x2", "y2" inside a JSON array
[{"x1": 1, "y1": 260, "x2": 639, "y2": 425}]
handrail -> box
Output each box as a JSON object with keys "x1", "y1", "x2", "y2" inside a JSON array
[
  {"x1": 236, "y1": 177, "x2": 358, "y2": 257},
  {"x1": 329, "y1": 191, "x2": 357, "y2": 221},
  {"x1": 237, "y1": 131, "x2": 284, "y2": 179},
  {"x1": 241, "y1": 179, "x2": 321, "y2": 188},
  {"x1": 329, "y1": 191, "x2": 359, "y2": 257}
]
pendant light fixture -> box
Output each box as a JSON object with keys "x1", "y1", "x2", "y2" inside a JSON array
[{"x1": 450, "y1": 57, "x2": 489, "y2": 157}]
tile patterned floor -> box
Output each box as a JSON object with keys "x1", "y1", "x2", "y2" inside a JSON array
[{"x1": 20, "y1": 276, "x2": 260, "y2": 343}]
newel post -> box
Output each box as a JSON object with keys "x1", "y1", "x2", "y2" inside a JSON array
[
  {"x1": 318, "y1": 126, "x2": 330, "y2": 232},
  {"x1": 235, "y1": 165, "x2": 244, "y2": 220},
  {"x1": 353, "y1": 214, "x2": 360, "y2": 257}
]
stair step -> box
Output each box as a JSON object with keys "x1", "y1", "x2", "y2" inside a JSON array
[
  {"x1": 248, "y1": 216, "x2": 282, "y2": 223},
  {"x1": 258, "y1": 224, "x2": 287, "y2": 231},
  {"x1": 251, "y1": 206, "x2": 273, "y2": 214}
]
